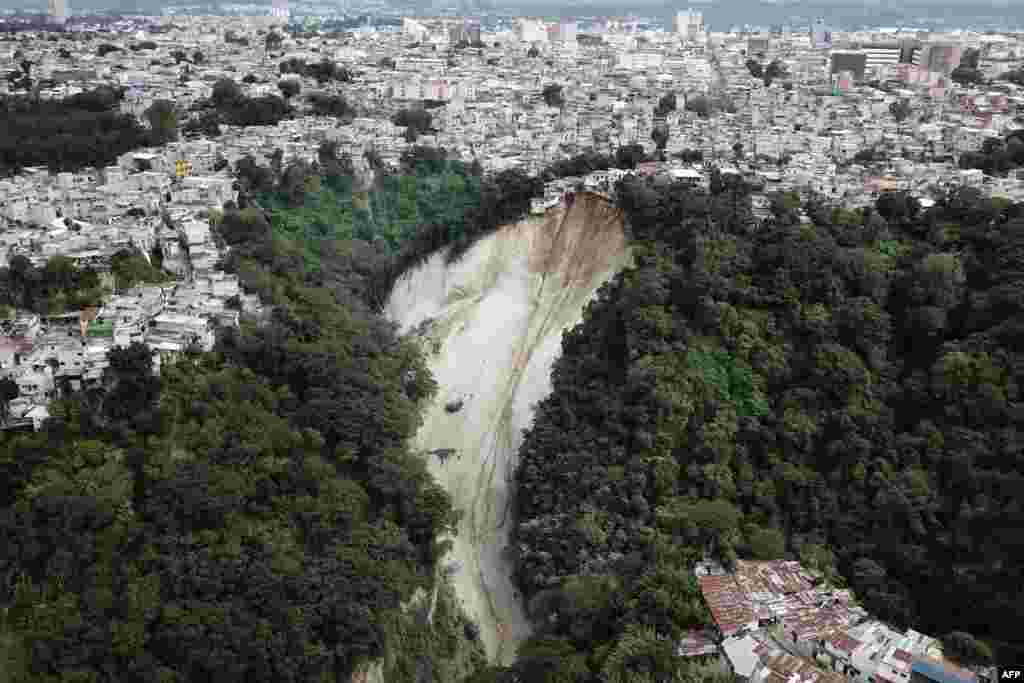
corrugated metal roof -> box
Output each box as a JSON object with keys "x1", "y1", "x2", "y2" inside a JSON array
[
  {"x1": 698, "y1": 575, "x2": 756, "y2": 636},
  {"x1": 830, "y1": 634, "x2": 862, "y2": 654},
  {"x1": 760, "y1": 652, "x2": 848, "y2": 683},
  {"x1": 735, "y1": 560, "x2": 814, "y2": 596},
  {"x1": 677, "y1": 630, "x2": 719, "y2": 658}
]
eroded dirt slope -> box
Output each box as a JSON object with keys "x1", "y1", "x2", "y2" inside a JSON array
[{"x1": 385, "y1": 194, "x2": 631, "y2": 665}]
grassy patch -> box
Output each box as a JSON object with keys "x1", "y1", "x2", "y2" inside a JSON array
[
  {"x1": 376, "y1": 579, "x2": 487, "y2": 683},
  {"x1": 686, "y1": 347, "x2": 770, "y2": 418},
  {"x1": 259, "y1": 163, "x2": 485, "y2": 270}
]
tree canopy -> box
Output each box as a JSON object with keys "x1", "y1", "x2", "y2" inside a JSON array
[
  {"x1": 0, "y1": 87, "x2": 155, "y2": 175},
  {"x1": 277, "y1": 78, "x2": 301, "y2": 100},
  {"x1": 655, "y1": 92, "x2": 677, "y2": 117},
  {"x1": 392, "y1": 108, "x2": 433, "y2": 142},
  {"x1": 542, "y1": 84, "x2": 565, "y2": 108},
  {"x1": 684, "y1": 95, "x2": 711, "y2": 118},
  {"x1": 0, "y1": 151, "x2": 499, "y2": 682},
  {"x1": 498, "y1": 175, "x2": 1024, "y2": 680}
]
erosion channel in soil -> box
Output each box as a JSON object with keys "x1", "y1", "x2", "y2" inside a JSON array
[{"x1": 385, "y1": 193, "x2": 631, "y2": 666}]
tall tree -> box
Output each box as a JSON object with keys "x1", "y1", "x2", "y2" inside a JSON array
[
  {"x1": 542, "y1": 84, "x2": 564, "y2": 108},
  {"x1": 144, "y1": 99, "x2": 178, "y2": 144},
  {"x1": 0, "y1": 376, "x2": 17, "y2": 424},
  {"x1": 651, "y1": 122, "x2": 670, "y2": 158},
  {"x1": 277, "y1": 77, "x2": 301, "y2": 100},
  {"x1": 211, "y1": 77, "x2": 242, "y2": 108}
]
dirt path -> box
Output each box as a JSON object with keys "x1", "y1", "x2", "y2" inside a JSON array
[{"x1": 385, "y1": 196, "x2": 630, "y2": 665}]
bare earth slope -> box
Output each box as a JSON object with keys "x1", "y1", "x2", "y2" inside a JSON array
[{"x1": 385, "y1": 194, "x2": 631, "y2": 665}]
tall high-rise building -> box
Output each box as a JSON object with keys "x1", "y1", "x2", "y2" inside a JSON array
[
  {"x1": 671, "y1": 10, "x2": 704, "y2": 43},
  {"x1": 748, "y1": 36, "x2": 770, "y2": 54},
  {"x1": 861, "y1": 43, "x2": 902, "y2": 71},
  {"x1": 515, "y1": 18, "x2": 547, "y2": 44},
  {"x1": 898, "y1": 39, "x2": 920, "y2": 64},
  {"x1": 830, "y1": 51, "x2": 868, "y2": 80},
  {"x1": 449, "y1": 22, "x2": 465, "y2": 44},
  {"x1": 402, "y1": 17, "x2": 428, "y2": 41},
  {"x1": 48, "y1": 0, "x2": 68, "y2": 26},
  {"x1": 271, "y1": 0, "x2": 289, "y2": 20},
  {"x1": 464, "y1": 18, "x2": 481, "y2": 44},
  {"x1": 810, "y1": 18, "x2": 832, "y2": 49},
  {"x1": 913, "y1": 42, "x2": 963, "y2": 75},
  {"x1": 557, "y1": 20, "x2": 577, "y2": 43},
  {"x1": 674, "y1": 10, "x2": 705, "y2": 43}
]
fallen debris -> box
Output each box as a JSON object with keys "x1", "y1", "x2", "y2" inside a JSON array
[{"x1": 430, "y1": 448, "x2": 457, "y2": 464}]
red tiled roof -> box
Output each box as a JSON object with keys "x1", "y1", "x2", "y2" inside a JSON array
[
  {"x1": 830, "y1": 635, "x2": 861, "y2": 655},
  {"x1": 735, "y1": 560, "x2": 814, "y2": 596},
  {"x1": 0, "y1": 336, "x2": 33, "y2": 354},
  {"x1": 893, "y1": 649, "x2": 913, "y2": 663},
  {"x1": 761, "y1": 652, "x2": 847, "y2": 683},
  {"x1": 783, "y1": 607, "x2": 845, "y2": 641},
  {"x1": 698, "y1": 575, "x2": 756, "y2": 636},
  {"x1": 876, "y1": 671, "x2": 904, "y2": 683},
  {"x1": 677, "y1": 629, "x2": 719, "y2": 657}
]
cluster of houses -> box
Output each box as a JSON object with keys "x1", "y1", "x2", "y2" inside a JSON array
[
  {"x1": 1, "y1": 16, "x2": 1023, "y2": 429},
  {"x1": 0, "y1": 149, "x2": 261, "y2": 430},
  {"x1": 674, "y1": 560, "x2": 995, "y2": 683},
  {"x1": 0, "y1": 269, "x2": 258, "y2": 430},
  {"x1": 2, "y1": 13, "x2": 1022, "y2": 200}
]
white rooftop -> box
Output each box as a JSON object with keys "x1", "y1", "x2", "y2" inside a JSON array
[{"x1": 723, "y1": 635, "x2": 762, "y2": 678}]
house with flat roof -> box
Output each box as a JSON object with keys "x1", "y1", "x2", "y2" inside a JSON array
[
  {"x1": 723, "y1": 634, "x2": 771, "y2": 682},
  {"x1": 754, "y1": 651, "x2": 849, "y2": 683}
]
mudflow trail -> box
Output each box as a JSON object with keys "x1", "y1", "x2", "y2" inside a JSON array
[{"x1": 385, "y1": 193, "x2": 631, "y2": 665}]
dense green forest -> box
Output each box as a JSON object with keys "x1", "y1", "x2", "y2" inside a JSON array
[
  {"x1": 0, "y1": 87, "x2": 153, "y2": 175},
  {"x1": 467, "y1": 175, "x2": 1024, "y2": 682}
]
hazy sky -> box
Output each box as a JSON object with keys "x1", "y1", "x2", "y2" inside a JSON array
[{"x1": 5, "y1": 0, "x2": 1021, "y2": 30}]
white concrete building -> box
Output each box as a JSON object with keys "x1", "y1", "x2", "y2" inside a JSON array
[
  {"x1": 515, "y1": 18, "x2": 548, "y2": 44},
  {"x1": 48, "y1": 0, "x2": 67, "y2": 26},
  {"x1": 675, "y1": 10, "x2": 706, "y2": 43}
]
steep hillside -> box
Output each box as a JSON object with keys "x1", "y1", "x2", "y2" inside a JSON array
[
  {"x1": 485, "y1": 178, "x2": 1024, "y2": 681},
  {"x1": 386, "y1": 193, "x2": 632, "y2": 665}
]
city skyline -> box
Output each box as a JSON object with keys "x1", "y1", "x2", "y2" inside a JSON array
[{"x1": 2, "y1": 0, "x2": 1022, "y2": 32}]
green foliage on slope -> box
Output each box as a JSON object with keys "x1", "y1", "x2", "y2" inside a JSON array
[
  {"x1": 480, "y1": 179, "x2": 1024, "y2": 681},
  {"x1": 0, "y1": 187, "x2": 485, "y2": 681},
  {"x1": 0, "y1": 87, "x2": 155, "y2": 176},
  {"x1": 0, "y1": 254, "x2": 110, "y2": 314},
  {"x1": 258, "y1": 161, "x2": 485, "y2": 265},
  {"x1": 685, "y1": 348, "x2": 769, "y2": 418},
  {"x1": 240, "y1": 149, "x2": 540, "y2": 310}
]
